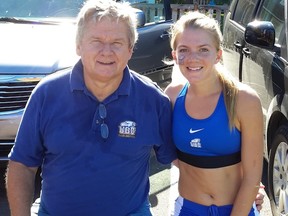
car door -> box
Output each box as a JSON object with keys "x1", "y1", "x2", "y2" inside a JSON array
[
  {"x1": 123, "y1": 0, "x2": 173, "y2": 81},
  {"x1": 222, "y1": 0, "x2": 258, "y2": 81},
  {"x1": 242, "y1": 0, "x2": 286, "y2": 112},
  {"x1": 128, "y1": 20, "x2": 172, "y2": 76}
]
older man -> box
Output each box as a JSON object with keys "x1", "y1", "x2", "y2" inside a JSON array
[{"x1": 6, "y1": 1, "x2": 176, "y2": 215}]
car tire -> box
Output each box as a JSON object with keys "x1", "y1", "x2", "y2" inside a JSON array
[{"x1": 268, "y1": 125, "x2": 288, "y2": 215}]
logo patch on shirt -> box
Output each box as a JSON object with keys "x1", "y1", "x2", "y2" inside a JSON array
[
  {"x1": 190, "y1": 138, "x2": 202, "y2": 148},
  {"x1": 118, "y1": 121, "x2": 136, "y2": 138},
  {"x1": 189, "y1": 128, "x2": 204, "y2": 134}
]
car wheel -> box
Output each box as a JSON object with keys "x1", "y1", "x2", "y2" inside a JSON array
[{"x1": 268, "y1": 125, "x2": 288, "y2": 215}]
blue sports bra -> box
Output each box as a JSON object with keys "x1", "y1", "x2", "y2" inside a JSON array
[{"x1": 173, "y1": 83, "x2": 241, "y2": 168}]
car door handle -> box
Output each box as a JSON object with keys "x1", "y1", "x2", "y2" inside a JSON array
[
  {"x1": 242, "y1": 47, "x2": 251, "y2": 57},
  {"x1": 234, "y1": 41, "x2": 243, "y2": 49},
  {"x1": 160, "y1": 31, "x2": 169, "y2": 39}
]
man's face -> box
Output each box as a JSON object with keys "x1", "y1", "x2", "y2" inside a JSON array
[{"x1": 76, "y1": 17, "x2": 133, "y2": 82}]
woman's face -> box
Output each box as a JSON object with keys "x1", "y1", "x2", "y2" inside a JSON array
[{"x1": 172, "y1": 28, "x2": 222, "y2": 84}]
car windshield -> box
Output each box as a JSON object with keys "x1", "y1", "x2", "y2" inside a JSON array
[{"x1": 0, "y1": 0, "x2": 146, "y2": 20}]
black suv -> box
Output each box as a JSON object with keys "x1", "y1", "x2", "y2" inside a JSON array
[
  {"x1": 0, "y1": 0, "x2": 173, "y2": 165},
  {"x1": 222, "y1": 0, "x2": 287, "y2": 215}
]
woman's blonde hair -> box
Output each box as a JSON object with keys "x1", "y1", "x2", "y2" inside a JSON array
[{"x1": 170, "y1": 11, "x2": 239, "y2": 129}]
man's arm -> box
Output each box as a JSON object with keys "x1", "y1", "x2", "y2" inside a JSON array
[{"x1": 6, "y1": 160, "x2": 38, "y2": 216}]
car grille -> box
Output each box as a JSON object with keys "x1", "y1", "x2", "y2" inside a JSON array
[{"x1": 0, "y1": 76, "x2": 43, "y2": 113}]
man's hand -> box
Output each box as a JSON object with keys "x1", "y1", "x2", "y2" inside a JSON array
[{"x1": 255, "y1": 187, "x2": 265, "y2": 211}]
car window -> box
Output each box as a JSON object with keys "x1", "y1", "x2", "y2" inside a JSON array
[
  {"x1": 233, "y1": 0, "x2": 258, "y2": 26},
  {"x1": 257, "y1": 0, "x2": 285, "y2": 43}
]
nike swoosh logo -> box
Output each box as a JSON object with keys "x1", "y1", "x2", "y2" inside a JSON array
[{"x1": 189, "y1": 128, "x2": 204, "y2": 134}]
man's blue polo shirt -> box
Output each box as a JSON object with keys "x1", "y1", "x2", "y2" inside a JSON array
[{"x1": 9, "y1": 60, "x2": 177, "y2": 216}]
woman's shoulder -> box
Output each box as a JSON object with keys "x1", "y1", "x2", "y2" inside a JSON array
[
  {"x1": 237, "y1": 82, "x2": 260, "y2": 103},
  {"x1": 236, "y1": 82, "x2": 262, "y2": 115},
  {"x1": 164, "y1": 82, "x2": 184, "y2": 104}
]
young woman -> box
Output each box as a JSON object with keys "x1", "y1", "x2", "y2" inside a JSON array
[{"x1": 165, "y1": 11, "x2": 263, "y2": 216}]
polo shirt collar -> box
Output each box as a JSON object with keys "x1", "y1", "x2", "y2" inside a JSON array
[{"x1": 70, "y1": 59, "x2": 131, "y2": 97}]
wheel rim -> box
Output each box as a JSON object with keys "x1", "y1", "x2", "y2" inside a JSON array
[{"x1": 272, "y1": 141, "x2": 288, "y2": 213}]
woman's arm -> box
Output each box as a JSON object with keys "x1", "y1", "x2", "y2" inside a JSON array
[{"x1": 231, "y1": 86, "x2": 264, "y2": 216}]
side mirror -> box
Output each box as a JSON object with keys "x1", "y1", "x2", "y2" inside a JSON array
[
  {"x1": 134, "y1": 8, "x2": 146, "y2": 27},
  {"x1": 245, "y1": 21, "x2": 276, "y2": 51}
]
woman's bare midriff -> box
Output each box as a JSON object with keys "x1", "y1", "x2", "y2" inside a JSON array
[{"x1": 178, "y1": 160, "x2": 242, "y2": 206}]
